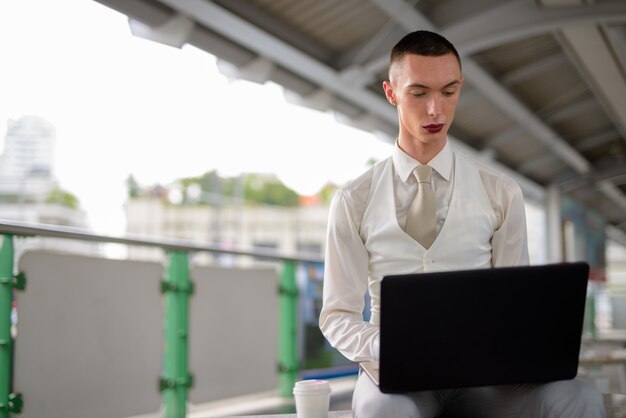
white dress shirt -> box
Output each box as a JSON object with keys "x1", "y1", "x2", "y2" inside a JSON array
[{"x1": 319, "y1": 140, "x2": 530, "y2": 362}]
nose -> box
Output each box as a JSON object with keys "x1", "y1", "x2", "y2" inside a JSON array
[{"x1": 427, "y1": 95, "x2": 441, "y2": 116}]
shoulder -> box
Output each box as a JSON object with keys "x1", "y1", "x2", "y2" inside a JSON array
[
  {"x1": 331, "y1": 157, "x2": 390, "y2": 225},
  {"x1": 338, "y1": 157, "x2": 390, "y2": 202},
  {"x1": 456, "y1": 151, "x2": 522, "y2": 197}
]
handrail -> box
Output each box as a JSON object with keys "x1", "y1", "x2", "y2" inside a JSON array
[
  {"x1": 0, "y1": 218, "x2": 324, "y2": 417},
  {"x1": 0, "y1": 219, "x2": 324, "y2": 264}
]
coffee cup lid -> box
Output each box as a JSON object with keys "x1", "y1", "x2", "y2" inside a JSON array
[{"x1": 292, "y1": 379, "x2": 331, "y2": 396}]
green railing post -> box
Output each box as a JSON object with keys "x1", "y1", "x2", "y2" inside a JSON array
[
  {"x1": 0, "y1": 235, "x2": 14, "y2": 418},
  {"x1": 279, "y1": 260, "x2": 298, "y2": 397},
  {"x1": 161, "y1": 251, "x2": 192, "y2": 418}
]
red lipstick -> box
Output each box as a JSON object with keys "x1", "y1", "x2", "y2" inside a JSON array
[{"x1": 423, "y1": 124, "x2": 445, "y2": 134}]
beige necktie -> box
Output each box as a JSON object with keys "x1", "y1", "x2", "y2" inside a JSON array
[{"x1": 405, "y1": 165, "x2": 436, "y2": 248}]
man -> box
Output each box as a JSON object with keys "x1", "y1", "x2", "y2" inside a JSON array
[{"x1": 319, "y1": 30, "x2": 604, "y2": 418}]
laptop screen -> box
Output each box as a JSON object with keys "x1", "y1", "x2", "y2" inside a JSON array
[{"x1": 378, "y1": 262, "x2": 589, "y2": 393}]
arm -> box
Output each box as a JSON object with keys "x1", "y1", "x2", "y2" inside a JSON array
[
  {"x1": 318, "y1": 189, "x2": 380, "y2": 362},
  {"x1": 491, "y1": 176, "x2": 530, "y2": 267}
]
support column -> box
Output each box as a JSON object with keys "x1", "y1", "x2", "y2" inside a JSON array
[{"x1": 546, "y1": 185, "x2": 564, "y2": 263}]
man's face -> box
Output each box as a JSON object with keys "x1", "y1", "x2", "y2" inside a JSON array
[{"x1": 383, "y1": 53, "x2": 463, "y2": 147}]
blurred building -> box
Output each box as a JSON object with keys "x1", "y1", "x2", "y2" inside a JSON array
[
  {"x1": 0, "y1": 116, "x2": 95, "y2": 254},
  {"x1": 0, "y1": 116, "x2": 55, "y2": 180},
  {"x1": 0, "y1": 115, "x2": 86, "y2": 226},
  {"x1": 124, "y1": 178, "x2": 329, "y2": 265}
]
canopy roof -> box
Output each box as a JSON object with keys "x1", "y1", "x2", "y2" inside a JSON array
[{"x1": 95, "y1": 0, "x2": 626, "y2": 238}]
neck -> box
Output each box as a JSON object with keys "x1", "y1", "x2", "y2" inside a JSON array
[{"x1": 398, "y1": 135, "x2": 447, "y2": 165}]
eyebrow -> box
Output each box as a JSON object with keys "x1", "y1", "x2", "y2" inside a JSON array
[{"x1": 406, "y1": 80, "x2": 461, "y2": 90}]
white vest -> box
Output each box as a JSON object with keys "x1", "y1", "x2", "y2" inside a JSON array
[{"x1": 361, "y1": 151, "x2": 497, "y2": 326}]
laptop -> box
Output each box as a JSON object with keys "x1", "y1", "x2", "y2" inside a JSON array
[{"x1": 360, "y1": 262, "x2": 589, "y2": 393}]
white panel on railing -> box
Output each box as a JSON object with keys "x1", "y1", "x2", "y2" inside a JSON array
[
  {"x1": 15, "y1": 250, "x2": 163, "y2": 418},
  {"x1": 189, "y1": 265, "x2": 279, "y2": 404}
]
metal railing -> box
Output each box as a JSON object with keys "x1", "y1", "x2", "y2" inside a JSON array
[{"x1": 0, "y1": 219, "x2": 323, "y2": 418}]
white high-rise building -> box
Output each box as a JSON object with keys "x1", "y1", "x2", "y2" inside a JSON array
[
  {"x1": 0, "y1": 116, "x2": 97, "y2": 255},
  {"x1": 0, "y1": 116, "x2": 55, "y2": 180},
  {"x1": 0, "y1": 116, "x2": 56, "y2": 203},
  {"x1": 0, "y1": 116, "x2": 88, "y2": 228}
]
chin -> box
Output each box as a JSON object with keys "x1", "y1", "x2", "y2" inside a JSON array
[{"x1": 421, "y1": 134, "x2": 446, "y2": 144}]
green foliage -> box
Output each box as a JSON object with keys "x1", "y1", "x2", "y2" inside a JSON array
[
  {"x1": 128, "y1": 170, "x2": 310, "y2": 207},
  {"x1": 45, "y1": 187, "x2": 79, "y2": 209},
  {"x1": 179, "y1": 170, "x2": 238, "y2": 205},
  {"x1": 126, "y1": 174, "x2": 141, "y2": 198},
  {"x1": 169, "y1": 171, "x2": 299, "y2": 207},
  {"x1": 244, "y1": 174, "x2": 299, "y2": 207},
  {"x1": 318, "y1": 182, "x2": 339, "y2": 204}
]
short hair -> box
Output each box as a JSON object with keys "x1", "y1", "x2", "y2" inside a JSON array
[{"x1": 389, "y1": 30, "x2": 461, "y2": 73}]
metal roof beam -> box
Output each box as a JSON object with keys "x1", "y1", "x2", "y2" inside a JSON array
[
  {"x1": 216, "y1": 57, "x2": 275, "y2": 84},
  {"x1": 540, "y1": 0, "x2": 626, "y2": 141},
  {"x1": 543, "y1": 97, "x2": 598, "y2": 125},
  {"x1": 462, "y1": 61, "x2": 591, "y2": 173},
  {"x1": 362, "y1": 0, "x2": 626, "y2": 75},
  {"x1": 155, "y1": 0, "x2": 397, "y2": 126},
  {"x1": 214, "y1": 0, "x2": 334, "y2": 64},
  {"x1": 129, "y1": 13, "x2": 195, "y2": 48},
  {"x1": 557, "y1": 26, "x2": 626, "y2": 140},
  {"x1": 445, "y1": 0, "x2": 626, "y2": 56},
  {"x1": 576, "y1": 130, "x2": 621, "y2": 152},
  {"x1": 368, "y1": 0, "x2": 435, "y2": 33},
  {"x1": 96, "y1": 0, "x2": 172, "y2": 26},
  {"x1": 500, "y1": 54, "x2": 567, "y2": 86},
  {"x1": 336, "y1": 17, "x2": 397, "y2": 69},
  {"x1": 560, "y1": 164, "x2": 626, "y2": 191}
]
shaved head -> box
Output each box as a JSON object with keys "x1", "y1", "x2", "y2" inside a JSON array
[{"x1": 389, "y1": 30, "x2": 461, "y2": 82}]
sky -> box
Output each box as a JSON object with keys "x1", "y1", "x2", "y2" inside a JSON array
[{"x1": 0, "y1": 0, "x2": 393, "y2": 234}]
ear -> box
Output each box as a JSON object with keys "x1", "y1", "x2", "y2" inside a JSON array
[{"x1": 383, "y1": 81, "x2": 396, "y2": 106}]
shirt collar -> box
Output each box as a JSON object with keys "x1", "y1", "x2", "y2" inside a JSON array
[{"x1": 393, "y1": 139, "x2": 453, "y2": 183}]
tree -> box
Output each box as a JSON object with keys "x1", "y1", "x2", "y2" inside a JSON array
[
  {"x1": 45, "y1": 187, "x2": 79, "y2": 210},
  {"x1": 130, "y1": 170, "x2": 304, "y2": 207},
  {"x1": 244, "y1": 174, "x2": 299, "y2": 207},
  {"x1": 319, "y1": 182, "x2": 339, "y2": 204},
  {"x1": 126, "y1": 174, "x2": 141, "y2": 198}
]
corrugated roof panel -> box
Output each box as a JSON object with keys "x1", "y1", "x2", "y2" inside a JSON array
[
  {"x1": 508, "y1": 65, "x2": 588, "y2": 119},
  {"x1": 250, "y1": 0, "x2": 388, "y2": 52},
  {"x1": 472, "y1": 34, "x2": 562, "y2": 76},
  {"x1": 417, "y1": 0, "x2": 507, "y2": 28}
]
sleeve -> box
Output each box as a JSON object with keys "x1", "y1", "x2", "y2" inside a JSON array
[
  {"x1": 318, "y1": 189, "x2": 380, "y2": 362},
  {"x1": 491, "y1": 176, "x2": 531, "y2": 267}
]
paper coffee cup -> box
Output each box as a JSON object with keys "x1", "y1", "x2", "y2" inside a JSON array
[{"x1": 293, "y1": 379, "x2": 331, "y2": 418}]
